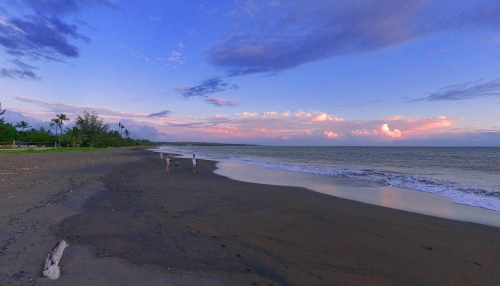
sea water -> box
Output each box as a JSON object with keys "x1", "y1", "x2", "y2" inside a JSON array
[{"x1": 157, "y1": 146, "x2": 500, "y2": 213}]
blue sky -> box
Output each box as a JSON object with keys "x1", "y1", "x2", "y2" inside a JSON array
[{"x1": 1, "y1": 0, "x2": 500, "y2": 146}]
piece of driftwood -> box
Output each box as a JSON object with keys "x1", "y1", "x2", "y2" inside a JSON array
[{"x1": 42, "y1": 240, "x2": 68, "y2": 280}]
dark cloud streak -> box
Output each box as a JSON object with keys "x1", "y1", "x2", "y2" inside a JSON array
[
  {"x1": 414, "y1": 78, "x2": 500, "y2": 101},
  {"x1": 22, "y1": 0, "x2": 120, "y2": 16},
  {"x1": 0, "y1": 59, "x2": 41, "y2": 79},
  {"x1": 208, "y1": 0, "x2": 500, "y2": 76},
  {"x1": 204, "y1": 97, "x2": 238, "y2": 107},
  {"x1": 179, "y1": 77, "x2": 238, "y2": 98},
  {"x1": 147, "y1": 110, "x2": 171, "y2": 118}
]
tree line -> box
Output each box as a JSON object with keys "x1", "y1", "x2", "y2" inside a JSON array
[{"x1": 0, "y1": 103, "x2": 152, "y2": 147}]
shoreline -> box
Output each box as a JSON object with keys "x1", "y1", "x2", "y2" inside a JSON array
[
  {"x1": 59, "y1": 150, "x2": 500, "y2": 285},
  {"x1": 159, "y1": 149, "x2": 500, "y2": 228},
  {"x1": 213, "y1": 160, "x2": 500, "y2": 228},
  {"x1": 2, "y1": 148, "x2": 500, "y2": 285}
]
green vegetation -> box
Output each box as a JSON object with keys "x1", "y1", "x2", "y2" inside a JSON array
[
  {"x1": 0, "y1": 102, "x2": 5, "y2": 122},
  {"x1": 0, "y1": 103, "x2": 153, "y2": 149}
]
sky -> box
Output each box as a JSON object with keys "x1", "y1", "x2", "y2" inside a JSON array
[{"x1": 1, "y1": 0, "x2": 500, "y2": 146}]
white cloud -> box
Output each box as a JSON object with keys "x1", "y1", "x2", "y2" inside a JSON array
[{"x1": 235, "y1": 112, "x2": 259, "y2": 117}]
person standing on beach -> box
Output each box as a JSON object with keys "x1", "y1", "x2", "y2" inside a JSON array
[
  {"x1": 165, "y1": 154, "x2": 171, "y2": 172},
  {"x1": 192, "y1": 154, "x2": 197, "y2": 173}
]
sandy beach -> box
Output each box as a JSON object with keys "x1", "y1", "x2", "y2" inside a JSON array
[{"x1": 1, "y1": 148, "x2": 500, "y2": 285}]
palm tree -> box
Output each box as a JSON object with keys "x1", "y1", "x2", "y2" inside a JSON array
[
  {"x1": 63, "y1": 127, "x2": 83, "y2": 147},
  {"x1": 50, "y1": 118, "x2": 61, "y2": 136},
  {"x1": 56, "y1": 114, "x2": 69, "y2": 135},
  {"x1": 0, "y1": 102, "x2": 5, "y2": 123},
  {"x1": 118, "y1": 122, "x2": 124, "y2": 137},
  {"x1": 15, "y1": 121, "x2": 32, "y2": 139},
  {"x1": 124, "y1": 129, "x2": 130, "y2": 138}
]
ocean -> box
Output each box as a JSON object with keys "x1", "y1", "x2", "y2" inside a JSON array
[{"x1": 157, "y1": 146, "x2": 500, "y2": 212}]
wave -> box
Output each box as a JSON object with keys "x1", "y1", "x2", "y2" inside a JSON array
[
  {"x1": 157, "y1": 147, "x2": 500, "y2": 212},
  {"x1": 222, "y1": 157, "x2": 500, "y2": 212}
]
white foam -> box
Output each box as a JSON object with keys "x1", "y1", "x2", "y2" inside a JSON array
[
  {"x1": 214, "y1": 161, "x2": 500, "y2": 228},
  {"x1": 154, "y1": 146, "x2": 500, "y2": 212},
  {"x1": 223, "y1": 158, "x2": 500, "y2": 212}
]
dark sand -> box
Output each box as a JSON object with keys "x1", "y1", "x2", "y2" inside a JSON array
[{"x1": 1, "y1": 148, "x2": 500, "y2": 285}]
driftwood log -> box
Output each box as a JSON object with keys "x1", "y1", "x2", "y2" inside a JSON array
[{"x1": 42, "y1": 240, "x2": 68, "y2": 280}]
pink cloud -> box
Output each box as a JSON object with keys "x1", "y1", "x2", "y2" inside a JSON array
[
  {"x1": 399, "y1": 116, "x2": 454, "y2": 137},
  {"x1": 12, "y1": 95, "x2": 149, "y2": 120},
  {"x1": 204, "y1": 126, "x2": 244, "y2": 136},
  {"x1": 380, "y1": 124, "x2": 402, "y2": 138},
  {"x1": 311, "y1": 113, "x2": 344, "y2": 122},
  {"x1": 352, "y1": 130, "x2": 371, "y2": 136},
  {"x1": 324, "y1": 131, "x2": 339, "y2": 138},
  {"x1": 294, "y1": 110, "x2": 312, "y2": 119}
]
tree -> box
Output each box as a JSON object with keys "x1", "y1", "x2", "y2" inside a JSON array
[
  {"x1": 74, "y1": 111, "x2": 109, "y2": 147},
  {"x1": 0, "y1": 122, "x2": 17, "y2": 143},
  {"x1": 118, "y1": 122, "x2": 125, "y2": 137},
  {"x1": 50, "y1": 118, "x2": 61, "y2": 136},
  {"x1": 56, "y1": 114, "x2": 69, "y2": 135},
  {"x1": 0, "y1": 102, "x2": 5, "y2": 123},
  {"x1": 124, "y1": 129, "x2": 130, "y2": 138},
  {"x1": 15, "y1": 121, "x2": 31, "y2": 132},
  {"x1": 15, "y1": 121, "x2": 32, "y2": 140},
  {"x1": 60, "y1": 127, "x2": 83, "y2": 147},
  {"x1": 23, "y1": 127, "x2": 55, "y2": 145}
]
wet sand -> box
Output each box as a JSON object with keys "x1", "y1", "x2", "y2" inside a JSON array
[{"x1": 1, "y1": 148, "x2": 500, "y2": 285}]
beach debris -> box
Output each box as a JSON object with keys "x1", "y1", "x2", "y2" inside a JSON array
[{"x1": 42, "y1": 240, "x2": 68, "y2": 280}]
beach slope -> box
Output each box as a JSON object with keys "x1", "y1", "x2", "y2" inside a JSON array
[{"x1": 1, "y1": 148, "x2": 500, "y2": 285}]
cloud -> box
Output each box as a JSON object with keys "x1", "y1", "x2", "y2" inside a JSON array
[
  {"x1": 0, "y1": 0, "x2": 118, "y2": 77},
  {"x1": 311, "y1": 113, "x2": 345, "y2": 122},
  {"x1": 262, "y1": 111, "x2": 278, "y2": 117},
  {"x1": 163, "y1": 109, "x2": 463, "y2": 145},
  {"x1": 414, "y1": 78, "x2": 500, "y2": 101},
  {"x1": 10, "y1": 95, "x2": 172, "y2": 124},
  {"x1": 6, "y1": 101, "x2": 497, "y2": 145},
  {"x1": 236, "y1": 112, "x2": 258, "y2": 117},
  {"x1": 168, "y1": 50, "x2": 183, "y2": 65},
  {"x1": 379, "y1": 124, "x2": 402, "y2": 138},
  {"x1": 20, "y1": 0, "x2": 120, "y2": 16},
  {"x1": 178, "y1": 77, "x2": 238, "y2": 98},
  {"x1": 0, "y1": 59, "x2": 41, "y2": 79},
  {"x1": 1, "y1": 13, "x2": 86, "y2": 61},
  {"x1": 208, "y1": 0, "x2": 500, "y2": 76},
  {"x1": 117, "y1": 119, "x2": 166, "y2": 141},
  {"x1": 205, "y1": 97, "x2": 239, "y2": 107},
  {"x1": 147, "y1": 110, "x2": 171, "y2": 118},
  {"x1": 324, "y1": 131, "x2": 339, "y2": 138},
  {"x1": 350, "y1": 116, "x2": 454, "y2": 138},
  {"x1": 1, "y1": 109, "x2": 56, "y2": 131}
]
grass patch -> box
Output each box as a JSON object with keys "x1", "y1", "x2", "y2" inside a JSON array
[{"x1": 0, "y1": 147, "x2": 109, "y2": 155}]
